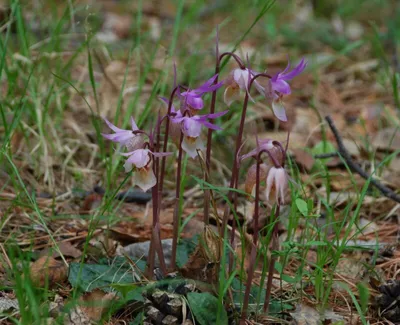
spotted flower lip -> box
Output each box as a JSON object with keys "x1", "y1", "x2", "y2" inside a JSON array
[
  {"x1": 270, "y1": 58, "x2": 307, "y2": 95},
  {"x1": 102, "y1": 117, "x2": 144, "y2": 151},
  {"x1": 173, "y1": 110, "x2": 228, "y2": 136},
  {"x1": 121, "y1": 149, "x2": 172, "y2": 192},
  {"x1": 180, "y1": 74, "x2": 223, "y2": 110}
]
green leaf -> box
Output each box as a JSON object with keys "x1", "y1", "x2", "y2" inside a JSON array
[
  {"x1": 68, "y1": 257, "x2": 144, "y2": 302},
  {"x1": 176, "y1": 236, "x2": 198, "y2": 268},
  {"x1": 312, "y1": 140, "x2": 337, "y2": 170},
  {"x1": 230, "y1": 277, "x2": 292, "y2": 314},
  {"x1": 187, "y1": 292, "x2": 228, "y2": 325},
  {"x1": 110, "y1": 283, "x2": 138, "y2": 300},
  {"x1": 295, "y1": 198, "x2": 308, "y2": 216}
]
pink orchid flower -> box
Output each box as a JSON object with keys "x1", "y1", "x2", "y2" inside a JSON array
[
  {"x1": 171, "y1": 110, "x2": 228, "y2": 158},
  {"x1": 102, "y1": 117, "x2": 144, "y2": 151},
  {"x1": 223, "y1": 68, "x2": 264, "y2": 106},
  {"x1": 265, "y1": 167, "x2": 288, "y2": 204},
  {"x1": 121, "y1": 149, "x2": 171, "y2": 192},
  {"x1": 180, "y1": 74, "x2": 223, "y2": 111},
  {"x1": 265, "y1": 58, "x2": 307, "y2": 122}
]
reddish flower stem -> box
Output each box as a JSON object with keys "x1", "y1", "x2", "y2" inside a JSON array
[
  {"x1": 221, "y1": 91, "x2": 249, "y2": 235},
  {"x1": 148, "y1": 156, "x2": 168, "y2": 277},
  {"x1": 158, "y1": 86, "x2": 181, "y2": 212},
  {"x1": 204, "y1": 45, "x2": 247, "y2": 225},
  {"x1": 263, "y1": 203, "x2": 280, "y2": 313},
  {"x1": 219, "y1": 52, "x2": 246, "y2": 69},
  {"x1": 222, "y1": 72, "x2": 274, "y2": 234},
  {"x1": 241, "y1": 153, "x2": 263, "y2": 320},
  {"x1": 204, "y1": 31, "x2": 220, "y2": 226},
  {"x1": 171, "y1": 131, "x2": 184, "y2": 269}
]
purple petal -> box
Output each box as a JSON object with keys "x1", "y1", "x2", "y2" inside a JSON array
[
  {"x1": 199, "y1": 121, "x2": 222, "y2": 130},
  {"x1": 195, "y1": 81, "x2": 224, "y2": 94},
  {"x1": 102, "y1": 131, "x2": 132, "y2": 143},
  {"x1": 104, "y1": 118, "x2": 125, "y2": 133},
  {"x1": 151, "y1": 151, "x2": 173, "y2": 158},
  {"x1": 159, "y1": 96, "x2": 177, "y2": 113},
  {"x1": 281, "y1": 59, "x2": 291, "y2": 75},
  {"x1": 271, "y1": 79, "x2": 291, "y2": 95},
  {"x1": 130, "y1": 116, "x2": 139, "y2": 131},
  {"x1": 182, "y1": 118, "x2": 202, "y2": 137},
  {"x1": 186, "y1": 95, "x2": 204, "y2": 110},
  {"x1": 195, "y1": 74, "x2": 219, "y2": 91},
  {"x1": 204, "y1": 110, "x2": 229, "y2": 119},
  {"x1": 281, "y1": 58, "x2": 307, "y2": 80}
]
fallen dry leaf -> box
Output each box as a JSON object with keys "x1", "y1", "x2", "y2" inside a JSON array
[
  {"x1": 0, "y1": 296, "x2": 19, "y2": 313},
  {"x1": 180, "y1": 226, "x2": 221, "y2": 286},
  {"x1": 290, "y1": 304, "x2": 320, "y2": 325},
  {"x1": 79, "y1": 289, "x2": 117, "y2": 322},
  {"x1": 372, "y1": 127, "x2": 400, "y2": 151},
  {"x1": 30, "y1": 256, "x2": 68, "y2": 287},
  {"x1": 39, "y1": 242, "x2": 82, "y2": 259},
  {"x1": 292, "y1": 148, "x2": 315, "y2": 171}
]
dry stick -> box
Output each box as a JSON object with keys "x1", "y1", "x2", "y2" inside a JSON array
[
  {"x1": 325, "y1": 115, "x2": 400, "y2": 204},
  {"x1": 171, "y1": 131, "x2": 184, "y2": 269}
]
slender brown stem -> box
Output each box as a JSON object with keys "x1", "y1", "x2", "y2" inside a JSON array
[
  {"x1": 228, "y1": 175, "x2": 238, "y2": 274},
  {"x1": 219, "y1": 52, "x2": 246, "y2": 69},
  {"x1": 263, "y1": 203, "x2": 280, "y2": 313},
  {"x1": 222, "y1": 72, "x2": 275, "y2": 235},
  {"x1": 158, "y1": 86, "x2": 181, "y2": 207},
  {"x1": 204, "y1": 29, "x2": 220, "y2": 226},
  {"x1": 148, "y1": 161, "x2": 167, "y2": 277},
  {"x1": 171, "y1": 131, "x2": 184, "y2": 269},
  {"x1": 221, "y1": 92, "x2": 250, "y2": 235},
  {"x1": 241, "y1": 241, "x2": 257, "y2": 320},
  {"x1": 241, "y1": 155, "x2": 262, "y2": 320}
]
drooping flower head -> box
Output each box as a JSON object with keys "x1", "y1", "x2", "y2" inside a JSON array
[
  {"x1": 224, "y1": 68, "x2": 264, "y2": 106},
  {"x1": 102, "y1": 117, "x2": 144, "y2": 151},
  {"x1": 171, "y1": 110, "x2": 228, "y2": 158},
  {"x1": 180, "y1": 74, "x2": 223, "y2": 111},
  {"x1": 121, "y1": 149, "x2": 171, "y2": 192},
  {"x1": 242, "y1": 138, "x2": 288, "y2": 201},
  {"x1": 265, "y1": 167, "x2": 288, "y2": 204},
  {"x1": 264, "y1": 58, "x2": 307, "y2": 122},
  {"x1": 241, "y1": 138, "x2": 285, "y2": 167}
]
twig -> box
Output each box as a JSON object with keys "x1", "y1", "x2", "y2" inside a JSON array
[
  {"x1": 314, "y1": 152, "x2": 339, "y2": 159},
  {"x1": 325, "y1": 115, "x2": 400, "y2": 204}
]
